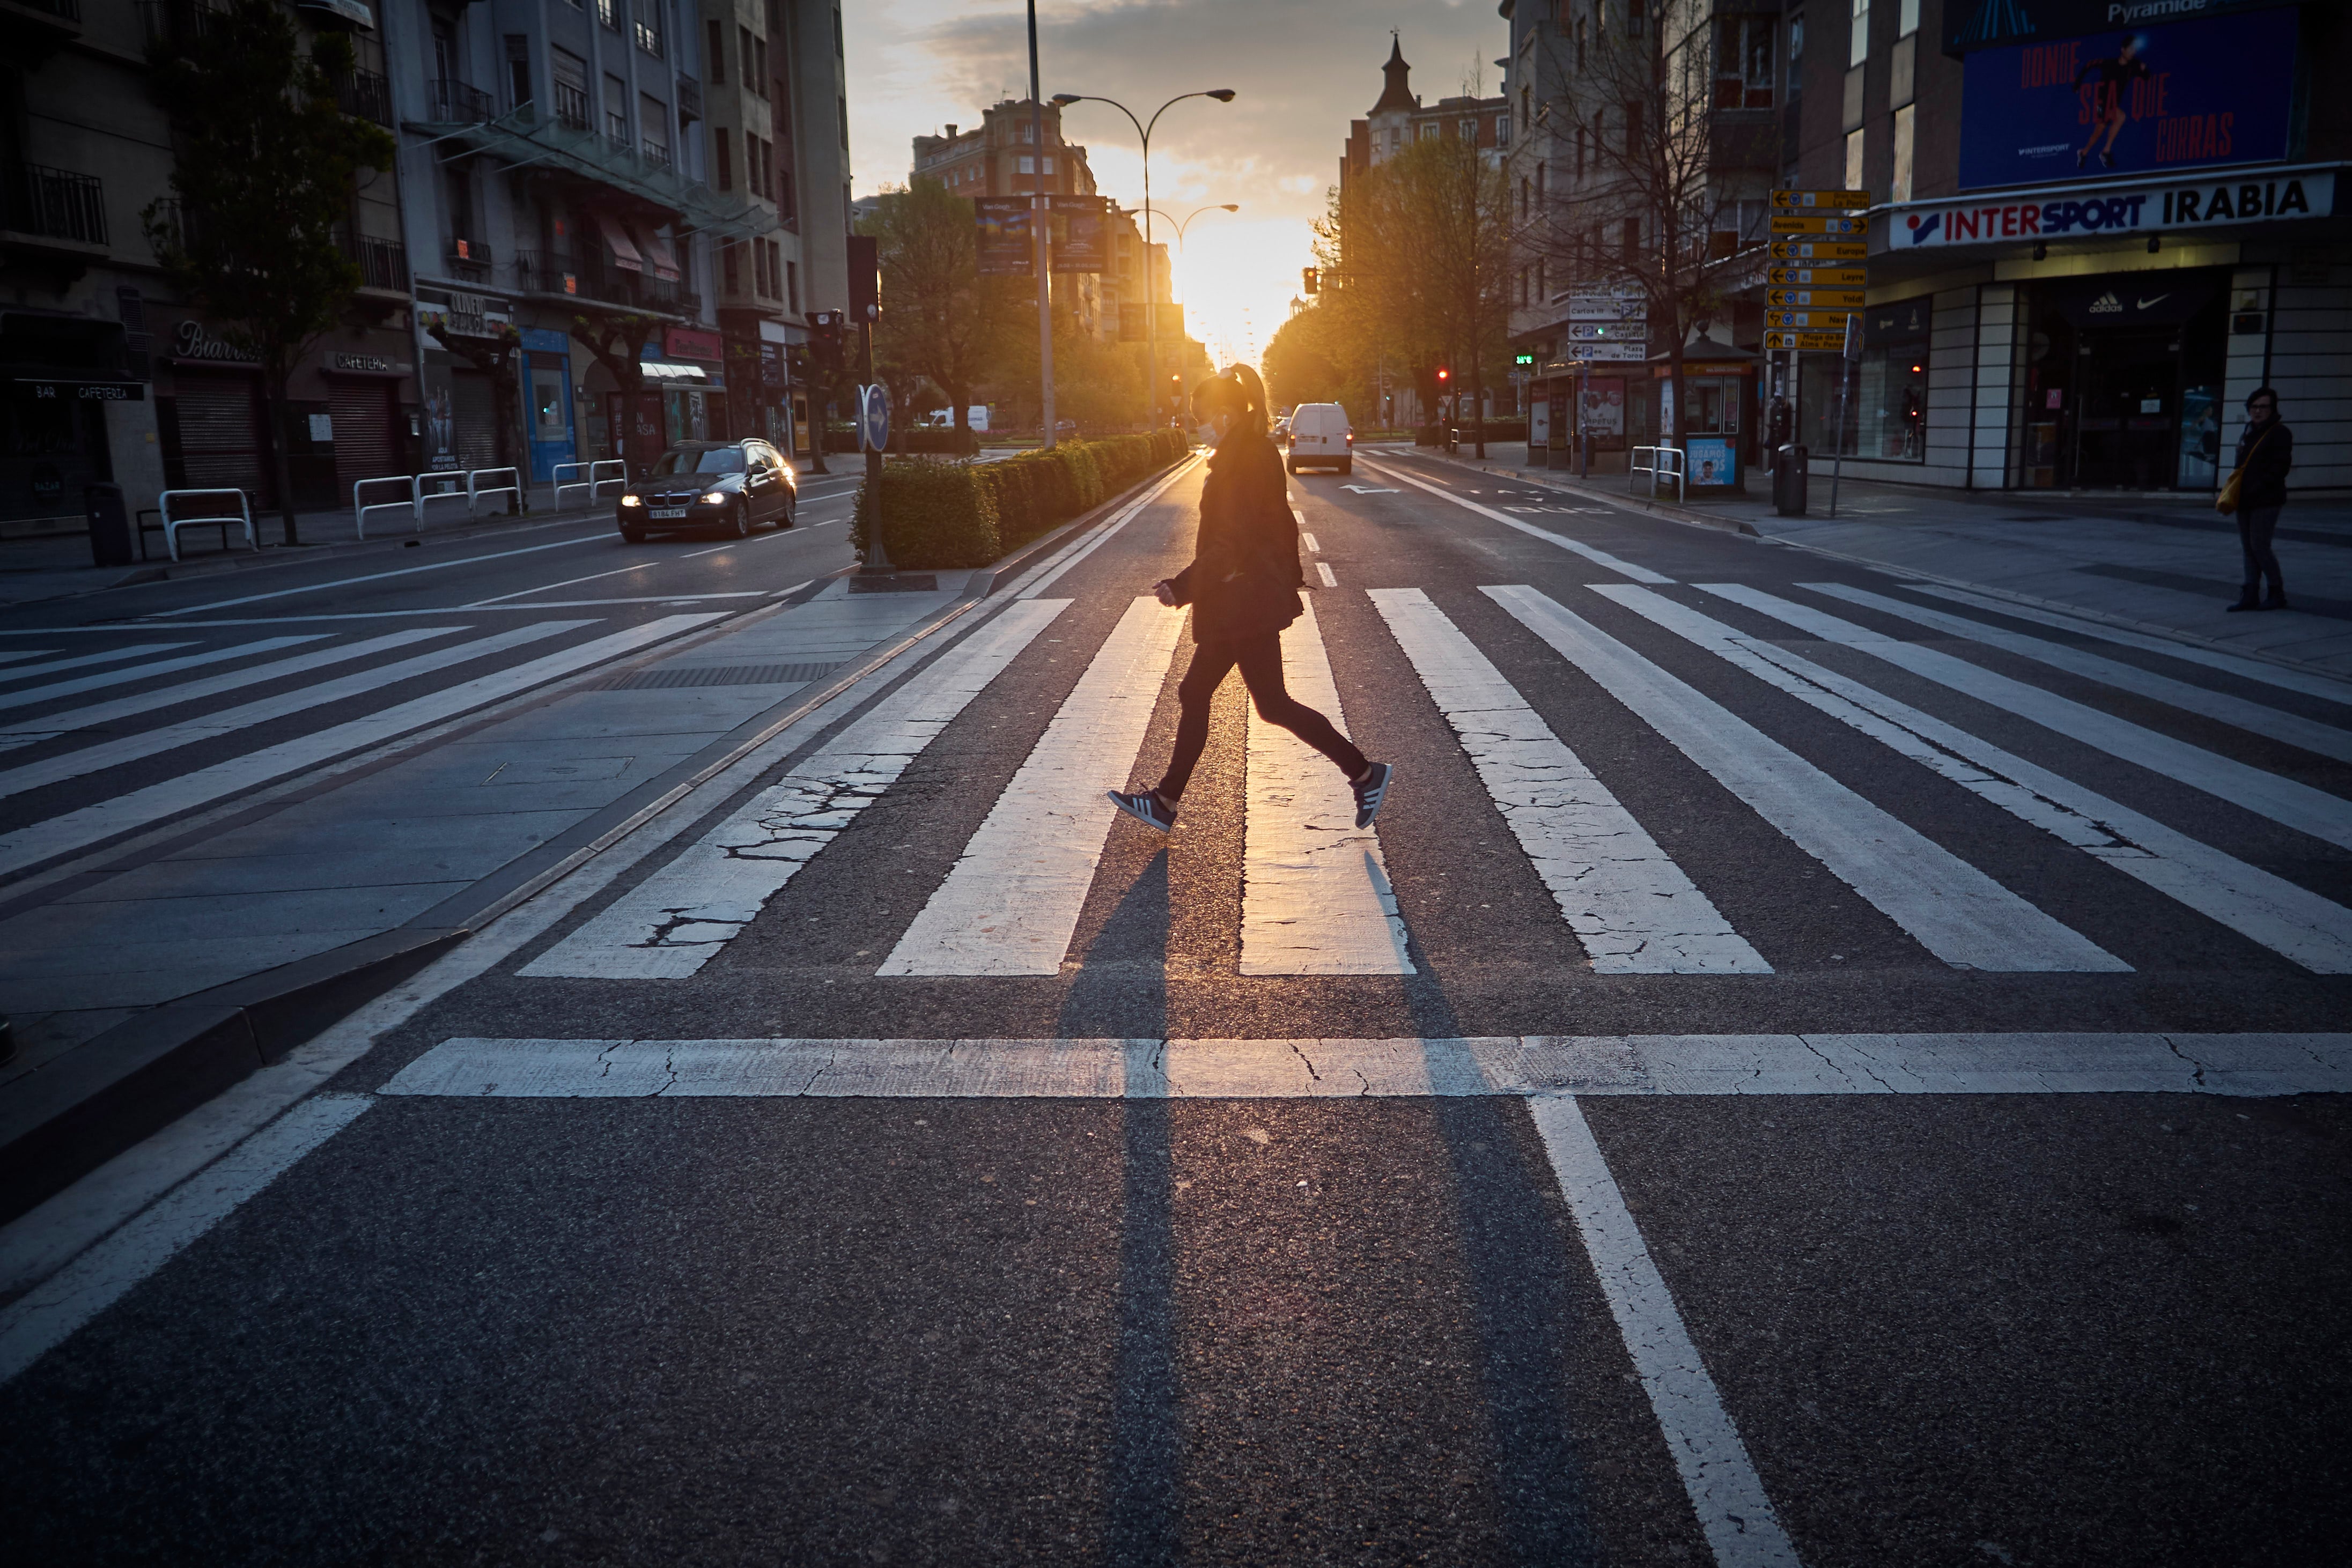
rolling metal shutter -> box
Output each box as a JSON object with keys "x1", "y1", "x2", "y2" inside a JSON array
[
  {"x1": 168, "y1": 371, "x2": 272, "y2": 507},
  {"x1": 330, "y1": 379, "x2": 400, "y2": 491},
  {"x1": 451, "y1": 369, "x2": 498, "y2": 470}
]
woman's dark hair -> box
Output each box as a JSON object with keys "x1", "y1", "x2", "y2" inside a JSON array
[
  {"x1": 2246, "y1": 386, "x2": 2280, "y2": 410},
  {"x1": 1191, "y1": 364, "x2": 1269, "y2": 436}
]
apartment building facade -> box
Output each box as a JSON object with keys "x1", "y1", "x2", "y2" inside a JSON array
[
  {"x1": 909, "y1": 98, "x2": 1118, "y2": 342},
  {"x1": 1, "y1": 0, "x2": 419, "y2": 530},
  {"x1": 1791, "y1": 0, "x2": 2349, "y2": 497}
]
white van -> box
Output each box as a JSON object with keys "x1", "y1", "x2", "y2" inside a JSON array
[{"x1": 1286, "y1": 402, "x2": 1353, "y2": 475}]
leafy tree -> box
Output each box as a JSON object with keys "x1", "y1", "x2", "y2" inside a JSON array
[
  {"x1": 1262, "y1": 302, "x2": 1347, "y2": 413},
  {"x1": 570, "y1": 312, "x2": 663, "y2": 474},
  {"x1": 143, "y1": 0, "x2": 395, "y2": 542},
  {"x1": 857, "y1": 179, "x2": 1020, "y2": 437}
]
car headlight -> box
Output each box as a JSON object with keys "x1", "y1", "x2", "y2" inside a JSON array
[
  {"x1": 620, "y1": 494, "x2": 644, "y2": 507},
  {"x1": 700, "y1": 490, "x2": 728, "y2": 505}
]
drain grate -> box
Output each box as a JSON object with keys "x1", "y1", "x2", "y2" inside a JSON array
[{"x1": 595, "y1": 661, "x2": 845, "y2": 691}]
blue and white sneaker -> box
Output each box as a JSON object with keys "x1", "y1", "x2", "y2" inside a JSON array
[
  {"x1": 1107, "y1": 789, "x2": 1175, "y2": 832},
  {"x1": 1350, "y1": 762, "x2": 1393, "y2": 829}
]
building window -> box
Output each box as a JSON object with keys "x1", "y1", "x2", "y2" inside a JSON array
[
  {"x1": 1627, "y1": 0, "x2": 1645, "y2": 36},
  {"x1": 1520, "y1": 86, "x2": 1530, "y2": 130},
  {"x1": 1536, "y1": 257, "x2": 1546, "y2": 298},
  {"x1": 837, "y1": 95, "x2": 848, "y2": 148},
  {"x1": 1518, "y1": 265, "x2": 1529, "y2": 306},
  {"x1": 597, "y1": 0, "x2": 615, "y2": 30},
  {"x1": 1496, "y1": 113, "x2": 1510, "y2": 146},
  {"x1": 715, "y1": 128, "x2": 732, "y2": 190},
  {"x1": 1845, "y1": 126, "x2": 1865, "y2": 191},
  {"x1": 1620, "y1": 217, "x2": 1638, "y2": 261},
  {"x1": 1535, "y1": 161, "x2": 1545, "y2": 202},
  {"x1": 1804, "y1": 298, "x2": 1929, "y2": 459},
  {"x1": 1788, "y1": 9, "x2": 1805, "y2": 93},
  {"x1": 1716, "y1": 15, "x2": 1775, "y2": 109},
  {"x1": 723, "y1": 240, "x2": 740, "y2": 292},
  {"x1": 1042, "y1": 156, "x2": 1054, "y2": 173},
  {"x1": 787, "y1": 259, "x2": 799, "y2": 313},
  {"x1": 1420, "y1": 122, "x2": 1439, "y2": 140},
  {"x1": 1461, "y1": 117, "x2": 1477, "y2": 140},
  {"x1": 635, "y1": 0, "x2": 661, "y2": 58},
  {"x1": 831, "y1": 4, "x2": 842, "y2": 57},
  {"x1": 1576, "y1": 16, "x2": 1587, "y2": 66},
  {"x1": 755, "y1": 35, "x2": 768, "y2": 87},
  {"x1": 1017, "y1": 155, "x2": 1034, "y2": 174},
  {"x1": 706, "y1": 20, "x2": 724, "y2": 82},
  {"x1": 1891, "y1": 103, "x2": 1915, "y2": 202},
  {"x1": 1519, "y1": 177, "x2": 1529, "y2": 220},
  {"x1": 1849, "y1": 0, "x2": 1869, "y2": 67},
  {"x1": 1624, "y1": 100, "x2": 1641, "y2": 156},
  {"x1": 1898, "y1": 0, "x2": 1918, "y2": 36}
]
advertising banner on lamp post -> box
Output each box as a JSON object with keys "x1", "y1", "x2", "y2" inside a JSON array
[{"x1": 974, "y1": 197, "x2": 1033, "y2": 276}]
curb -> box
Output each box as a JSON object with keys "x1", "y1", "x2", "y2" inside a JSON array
[
  {"x1": 0, "y1": 453, "x2": 1197, "y2": 1226},
  {"x1": 1377, "y1": 446, "x2": 1761, "y2": 537}
]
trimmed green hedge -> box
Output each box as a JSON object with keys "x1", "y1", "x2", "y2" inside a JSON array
[{"x1": 853, "y1": 428, "x2": 1190, "y2": 569}]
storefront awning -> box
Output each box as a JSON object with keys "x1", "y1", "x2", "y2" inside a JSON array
[
  {"x1": 639, "y1": 361, "x2": 724, "y2": 389},
  {"x1": 297, "y1": 0, "x2": 374, "y2": 28}
]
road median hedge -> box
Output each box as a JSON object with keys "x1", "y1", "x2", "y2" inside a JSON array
[{"x1": 853, "y1": 428, "x2": 1189, "y2": 569}]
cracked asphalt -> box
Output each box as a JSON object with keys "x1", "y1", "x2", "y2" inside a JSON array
[{"x1": 3, "y1": 453, "x2": 2347, "y2": 1565}]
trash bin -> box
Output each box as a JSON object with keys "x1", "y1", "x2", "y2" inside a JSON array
[
  {"x1": 86, "y1": 482, "x2": 134, "y2": 567},
  {"x1": 1772, "y1": 444, "x2": 1808, "y2": 517}
]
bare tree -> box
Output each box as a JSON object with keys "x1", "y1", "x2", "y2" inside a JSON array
[{"x1": 1512, "y1": 0, "x2": 1778, "y2": 460}]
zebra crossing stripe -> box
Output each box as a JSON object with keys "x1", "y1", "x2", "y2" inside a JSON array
[
  {"x1": 0, "y1": 637, "x2": 329, "y2": 713},
  {"x1": 0, "y1": 629, "x2": 463, "y2": 742},
  {"x1": 521, "y1": 599, "x2": 1072, "y2": 979},
  {"x1": 1487, "y1": 586, "x2": 2126, "y2": 973},
  {"x1": 1368, "y1": 588, "x2": 1767, "y2": 974},
  {"x1": 0, "y1": 624, "x2": 580, "y2": 803},
  {"x1": 1700, "y1": 585, "x2": 2352, "y2": 854},
  {"x1": 0, "y1": 617, "x2": 719, "y2": 879},
  {"x1": 1901, "y1": 583, "x2": 2352, "y2": 708},
  {"x1": 0, "y1": 644, "x2": 194, "y2": 683},
  {"x1": 1596, "y1": 586, "x2": 2352, "y2": 973},
  {"x1": 1355, "y1": 456, "x2": 1673, "y2": 584},
  {"x1": 1240, "y1": 597, "x2": 1414, "y2": 975},
  {"x1": 379, "y1": 1033, "x2": 2352, "y2": 1099},
  {"x1": 882, "y1": 597, "x2": 1185, "y2": 976},
  {"x1": 1802, "y1": 582, "x2": 2352, "y2": 765},
  {"x1": 0, "y1": 650, "x2": 57, "y2": 665}
]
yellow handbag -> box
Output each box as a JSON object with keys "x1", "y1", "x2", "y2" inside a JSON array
[{"x1": 2216, "y1": 425, "x2": 2274, "y2": 516}]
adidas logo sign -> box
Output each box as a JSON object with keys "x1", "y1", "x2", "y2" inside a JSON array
[{"x1": 2088, "y1": 291, "x2": 2124, "y2": 313}]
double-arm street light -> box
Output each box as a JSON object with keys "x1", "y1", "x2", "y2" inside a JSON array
[{"x1": 1051, "y1": 88, "x2": 1235, "y2": 427}]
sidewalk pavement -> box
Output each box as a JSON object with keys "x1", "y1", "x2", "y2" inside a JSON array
[{"x1": 1382, "y1": 442, "x2": 2352, "y2": 677}]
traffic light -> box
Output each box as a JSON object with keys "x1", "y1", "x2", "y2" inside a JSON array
[
  {"x1": 807, "y1": 310, "x2": 846, "y2": 377},
  {"x1": 1301, "y1": 267, "x2": 1319, "y2": 295},
  {"x1": 1435, "y1": 366, "x2": 1450, "y2": 383}
]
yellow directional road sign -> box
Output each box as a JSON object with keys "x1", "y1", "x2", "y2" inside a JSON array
[
  {"x1": 1766, "y1": 289, "x2": 1866, "y2": 309},
  {"x1": 1766, "y1": 309, "x2": 1857, "y2": 330},
  {"x1": 1769, "y1": 238, "x2": 1870, "y2": 261},
  {"x1": 1768, "y1": 265, "x2": 1868, "y2": 288},
  {"x1": 1771, "y1": 188, "x2": 1870, "y2": 210},
  {"x1": 1765, "y1": 330, "x2": 1850, "y2": 351},
  {"x1": 1768, "y1": 212, "x2": 1869, "y2": 235}
]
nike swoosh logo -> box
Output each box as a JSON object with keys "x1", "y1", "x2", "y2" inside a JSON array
[{"x1": 2136, "y1": 294, "x2": 2171, "y2": 309}]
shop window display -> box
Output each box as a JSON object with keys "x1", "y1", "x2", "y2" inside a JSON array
[{"x1": 1802, "y1": 298, "x2": 1929, "y2": 461}]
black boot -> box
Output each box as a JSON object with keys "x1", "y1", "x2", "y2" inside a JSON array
[
  {"x1": 2263, "y1": 589, "x2": 2290, "y2": 611},
  {"x1": 2226, "y1": 589, "x2": 2260, "y2": 612}
]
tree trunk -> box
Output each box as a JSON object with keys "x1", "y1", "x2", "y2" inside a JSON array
[
  {"x1": 1470, "y1": 314, "x2": 1487, "y2": 460},
  {"x1": 266, "y1": 365, "x2": 299, "y2": 546}
]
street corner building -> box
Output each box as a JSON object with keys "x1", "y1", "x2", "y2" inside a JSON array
[
  {"x1": 1496, "y1": 0, "x2": 2350, "y2": 498},
  {"x1": 0, "y1": 0, "x2": 855, "y2": 542}
]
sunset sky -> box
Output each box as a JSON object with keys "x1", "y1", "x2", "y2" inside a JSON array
[{"x1": 840, "y1": 0, "x2": 1500, "y2": 369}]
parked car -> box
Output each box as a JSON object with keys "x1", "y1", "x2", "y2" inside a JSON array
[
  {"x1": 1287, "y1": 402, "x2": 1353, "y2": 475},
  {"x1": 616, "y1": 440, "x2": 797, "y2": 541}
]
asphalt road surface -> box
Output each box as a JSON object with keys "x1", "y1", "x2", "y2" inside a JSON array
[{"x1": 2, "y1": 449, "x2": 2346, "y2": 1566}]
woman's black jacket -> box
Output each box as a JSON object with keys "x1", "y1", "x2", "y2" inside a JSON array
[
  {"x1": 2237, "y1": 419, "x2": 2294, "y2": 509},
  {"x1": 1166, "y1": 425, "x2": 1303, "y2": 645}
]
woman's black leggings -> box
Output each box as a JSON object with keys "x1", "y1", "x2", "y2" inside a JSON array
[
  {"x1": 2239, "y1": 504, "x2": 2284, "y2": 596},
  {"x1": 1154, "y1": 632, "x2": 1367, "y2": 802}
]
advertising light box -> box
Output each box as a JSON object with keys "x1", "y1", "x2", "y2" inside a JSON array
[{"x1": 1958, "y1": 10, "x2": 2297, "y2": 190}]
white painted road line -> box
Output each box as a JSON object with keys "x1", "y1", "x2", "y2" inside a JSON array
[
  {"x1": 522, "y1": 598, "x2": 1071, "y2": 978},
  {"x1": 883, "y1": 596, "x2": 1185, "y2": 975},
  {"x1": 1241, "y1": 597, "x2": 1415, "y2": 975},
  {"x1": 1369, "y1": 589, "x2": 1768, "y2": 974},
  {"x1": 0, "y1": 617, "x2": 718, "y2": 878},
  {"x1": 1300, "y1": 531, "x2": 1321, "y2": 552},
  {"x1": 1601, "y1": 586, "x2": 2352, "y2": 973},
  {"x1": 1358, "y1": 455, "x2": 1673, "y2": 583},
  {"x1": 148, "y1": 531, "x2": 608, "y2": 616},
  {"x1": 1531, "y1": 1094, "x2": 1802, "y2": 1568},
  {"x1": 1012, "y1": 454, "x2": 1203, "y2": 602},
  {"x1": 1802, "y1": 581, "x2": 2352, "y2": 764},
  {"x1": 1903, "y1": 581, "x2": 2352, "y2": 707},
  {"x1": 380, "y1": 1033, "x2": 2352, "y2": 1099},
  {"x1": 0, "y1": 1092, "x2": 372, "y2": 1389},
  {"x1": 1702, "y1": 584, "x2": 2352, "y2": 853},
  {"x1": 0, "y1": 629, "x2": 455, "y2": 739},
  {"x1": 0, "y1": 635, "x2": 326, "y2": 714},
  {"x1": 1316, "y1": 561, "x2": 1339, "y2": 588},
  {"x1": 0, "y1": 649, "x2": 56, "y2": 663},
  {"x1": 1488, "y1": 586, "x2": 2126, "y2": 972},
  {"x1": 0, "y1": 623, "x2": 577, "y2": 802},
  {"x1": 0, "y1": 644, "x2": 193, "y2": 683}
]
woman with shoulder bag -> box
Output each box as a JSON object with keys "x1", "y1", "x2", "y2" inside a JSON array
[
  {"x1": 1108, "y1": 365, "x2": 1393, "y2": 833},
  {"x1": 2220, "y1": 387, "x2": 2292, "y2": 612}
]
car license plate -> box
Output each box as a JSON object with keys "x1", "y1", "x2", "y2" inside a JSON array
[{"x1": 650, "y1": 507, "x2": 688, "y2": 519}]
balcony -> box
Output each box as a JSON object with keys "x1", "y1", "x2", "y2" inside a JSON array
[
  {"x1": 425, "y1": 78, "x2": 496, "y2": 124},
  {"x1": 514, "y1": 248, "x2": 699, "y2": 320},
  {"x1": 675, "y1": 75, "x2": 702, "y2": 121},
  {"x1": 554, "y1": 81, "x2": 591, "y2": 133},
  {"x1": 641, "y1": 140, "x2": 672, "y2": 174},
  {"x1": 136, "y1": 0, "x2": 224, "y2": 53},
  {"x1": 1, "y1": 0, "x2": 82, "y2": 36},
  {"x1": 335, "y1": 69, "x2": 393, "y2": 127},
  {"x1": 2, "y1": 162, "x2": 108, "y2": 250},
  {"x1": 342, "y1": 232, "x2": 409, "y2": 293},
  {"x1": 447, "y1": 236, "x2": 493, "y2": 282}
]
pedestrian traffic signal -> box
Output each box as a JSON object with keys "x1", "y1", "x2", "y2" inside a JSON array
[{"x1": 1302, "y1": 267, "x2": 1319, "y2": 295}]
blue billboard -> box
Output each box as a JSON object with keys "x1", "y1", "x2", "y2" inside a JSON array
[{"x1": 1958, "y1": 9, "x2": 2298, "y2": 191}]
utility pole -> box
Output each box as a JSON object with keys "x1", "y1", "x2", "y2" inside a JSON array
[{"x1": 1028, "y1": 0, "x2": 1055, "y2": 449}]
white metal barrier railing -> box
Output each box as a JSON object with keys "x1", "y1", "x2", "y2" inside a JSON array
[
  {"x1": 1631, "y1": 445, "x2": 1686, "y2": 503},
  {"x1": 353, "y1": 467, "x2": 527, "y2": 538},
  {"x1": 157, "y1": 488, "x2": 257, "y2": 561},
  {"x1": 552, "y1": 458, "x2": 625, "y2": 508}
]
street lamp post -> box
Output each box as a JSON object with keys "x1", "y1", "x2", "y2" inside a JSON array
[
  {"x1": 1052, "y1": 89, "x2": 1235, "y2": 429},
  {"x1": 1133, "y1": 203, "x2": 1235, "y2": 402}
]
